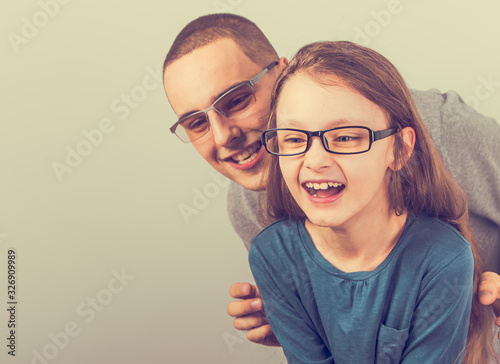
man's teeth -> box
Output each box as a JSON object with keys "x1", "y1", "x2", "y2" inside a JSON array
[
  {"x1": 305, "y1": 182, "x2": 343, "y2": 190},
  {"x1": 232, "y1": 143, "x2": 260, "y2": 163}
]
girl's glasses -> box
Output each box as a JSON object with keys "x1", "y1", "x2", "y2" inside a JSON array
[{"x1": 262, "y1": 126, "x2": 398, "y2": 156}]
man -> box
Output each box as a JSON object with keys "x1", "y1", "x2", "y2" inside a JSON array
[{"x1": 163, "y1": 13, "x2": 500, "y2": 347}]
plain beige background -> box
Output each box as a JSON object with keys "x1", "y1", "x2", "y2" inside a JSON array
[{"x1": 1, "y1": 0, "x2": 499, "y2": 363}]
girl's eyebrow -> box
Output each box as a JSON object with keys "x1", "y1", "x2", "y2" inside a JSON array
[{"x1": 276, "y1": 117, "x2": 360, "y2": 129}]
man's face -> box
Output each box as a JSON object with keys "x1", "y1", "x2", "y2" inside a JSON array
[{"x1": 164, "y1": 38, "x2": 283, "y2": 191}]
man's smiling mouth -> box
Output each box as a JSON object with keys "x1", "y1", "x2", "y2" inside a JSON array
[{"x1": 230, "y1": 140, "x2": 262, "y2": 165}]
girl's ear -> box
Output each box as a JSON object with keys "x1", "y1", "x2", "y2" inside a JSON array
[{"x1": 390, "y1": 127, "x2": 416, "y2": 171}]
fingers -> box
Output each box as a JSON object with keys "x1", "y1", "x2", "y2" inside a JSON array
[
  {"x1": 246, "y1": 324, "x2": 281, "y2": 347},
  {"x1": 229, "y1": 282, "x2": 261, "y2": 300},
  {"x1": 478, "y1": 271, "x2": 500, "y2": 306},
  {"x1": 227, "y1": 282, "x2": 280, "y2": 347},
  {"x1": 233, "y1": 312, "x2": 269, "y2": 331},
  {"x1": 227, "y1": 296, "x2": 263, "y2": 317}
]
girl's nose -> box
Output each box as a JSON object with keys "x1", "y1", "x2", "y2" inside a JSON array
[{"x1": 303, "y1": 137, "x2": 335, "y2": 172}]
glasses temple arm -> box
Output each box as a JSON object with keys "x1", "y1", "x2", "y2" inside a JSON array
[
  {"x1": 373, "y1": 128, "x2": 398, "y2": 141},
  {"x1": 249, "y1": 61, "x2": 279, "y2": 86}
]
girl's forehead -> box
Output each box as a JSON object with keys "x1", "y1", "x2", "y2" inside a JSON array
[{"x1": 276, "y1": 75, "x2": 389, "y2": 130}]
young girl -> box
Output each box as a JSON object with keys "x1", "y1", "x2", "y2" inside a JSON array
[{"x1": 249, "y1": 41, "x2": 497, "y2": 363}]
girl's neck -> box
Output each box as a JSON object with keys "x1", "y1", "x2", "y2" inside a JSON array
[{"x1": 305, "y1": 210, "x2": 408, "y2": 273}]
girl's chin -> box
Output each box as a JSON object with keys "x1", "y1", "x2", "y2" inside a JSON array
[{"x1": 306, "y1": 215, "x2": 342, "y2": 229}]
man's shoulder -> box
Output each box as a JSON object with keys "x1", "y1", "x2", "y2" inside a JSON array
[
  {"x1": 227, "y1": 181, "x2": 263, "y2": 210},
  {"x1": 410, "y1": 88, "x2": 462, "y2": 110},
  {"x1": 409, "y1": 88, "x2": 449, "y2": 134},
  {"x1": 410, "y1": 87, "x2": 498, "y2": 131},
  {"x1": 227, "y1": 180, "x2": 257, "y2": 200},
  {"x1": 227, "y1": 181, "x2": 267, "y2": 250}
]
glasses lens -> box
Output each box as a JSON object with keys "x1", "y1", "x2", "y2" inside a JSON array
[
  {"x1": 172, "y1": 84, "x2": 257, "y2": 143},
  {"x1": 324, "y1": 127, "x2": 370, "y2": 153},
  {"x1": 265, "y1": 129, "x2": 309, "y2": 155},
  {"x1": 176, "y1": 112, "x2": 209, "y2": 142},
  {"x1": 215, "y1": 84, "x2": 256, "y2": 118}
]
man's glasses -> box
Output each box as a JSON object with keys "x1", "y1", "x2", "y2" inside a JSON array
[
  {"x1": 170, "y1": 61, "x2": 279, "y2": 143},
  {"x1": 261, "y1": 126, "x2": 398, "y2": 156}
]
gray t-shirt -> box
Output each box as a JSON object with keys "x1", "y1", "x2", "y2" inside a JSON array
[{"x1": 227, "y1": 88, "x2": 500, "y2": 274}]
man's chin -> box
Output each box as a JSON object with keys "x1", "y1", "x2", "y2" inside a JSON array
[
  {"x1": 220, "y1": 149, "x2": 268, "y2": 190},
  {"x1": 229, "y1": 171, "x2": 266, "y2": 191},
  {"x1": 217, "y1": 165, "x2": 266, "y2": 191},
  {"x1": 241, "y1": 179, "x2": 266, "y2": 191}
]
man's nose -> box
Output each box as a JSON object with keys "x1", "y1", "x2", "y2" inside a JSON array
[{"x1": 208, "y1": 110, "x2": 242, "y2": 146}]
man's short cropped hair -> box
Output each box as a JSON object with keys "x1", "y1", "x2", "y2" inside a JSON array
[{"x1": 163, "y1": 13, "x2": 278, "y2": 71}]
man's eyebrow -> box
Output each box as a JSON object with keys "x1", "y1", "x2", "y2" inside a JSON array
[{"x1": 178, "y1": 81, "x2": 245, "y2": 120}]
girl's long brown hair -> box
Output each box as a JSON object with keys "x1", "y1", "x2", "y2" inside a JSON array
[{"x1": 263, "y1": 41, "x2": 497, "y2": 364}]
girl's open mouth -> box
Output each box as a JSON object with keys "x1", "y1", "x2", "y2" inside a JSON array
[{"x1": 303, "y1": 181, "x2": 345, "y2": 198}]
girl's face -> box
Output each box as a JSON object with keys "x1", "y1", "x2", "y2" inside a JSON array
[{"x1": 276, "y1": 74, "x2": 396, "y2": 230}]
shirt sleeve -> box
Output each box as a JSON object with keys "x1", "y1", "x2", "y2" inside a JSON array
[
  {"x1": 249, "y1": 243, "x2": 334, "y2": 364},
  {"x1": 400, "y1": 245, "x2": 474, "y2": 363},
  {"x1": 227, "y1": 182, "x2": 267, "y2": 251}
]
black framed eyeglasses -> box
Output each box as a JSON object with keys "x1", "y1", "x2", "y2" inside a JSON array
[
  {"x1": 170, "y1": 61, "x2": 279, "y2": 143},
  {"x1": 261, "y1": 126, "x2": 398, "y2": 156}
]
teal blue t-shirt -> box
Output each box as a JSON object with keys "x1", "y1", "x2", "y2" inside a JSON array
[{"x1": 249, "y1": 215, "x2": 473, "y2": 364}]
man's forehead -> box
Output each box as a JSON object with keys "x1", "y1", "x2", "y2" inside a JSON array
[{"x1": 163, "y1": 38, "x2": 262, "y2": 116}]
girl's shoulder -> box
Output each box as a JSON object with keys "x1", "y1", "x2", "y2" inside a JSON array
[
  {"x1": 249, "y1": 218, "x2": 306, "y2": 257},
  {"x1": 253, "y1": 218, "x2": 303, "y2": 241},
  {"x1": 404, "y1": 215, "x2": 470, "y2": 248},
  {"x1": 397, "y1": 215, "x2": 473, "y2": 274}
]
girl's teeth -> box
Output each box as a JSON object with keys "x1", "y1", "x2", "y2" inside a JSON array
[{"x1": 305, "y1": 182, "x2": 344, "y2": 190}]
